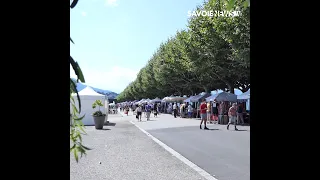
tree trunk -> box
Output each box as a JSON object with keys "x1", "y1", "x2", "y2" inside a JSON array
[
  {"x1": 190, "y1": 90, "x2": 194, "y2": 96},
  {"x1": 203, "y1": 87, "x2": 211, "y2": 94},
  {"x1": 227, "y1": 83, "x2": 235, "y2": 94}
]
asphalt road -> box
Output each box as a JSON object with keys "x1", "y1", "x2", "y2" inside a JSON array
[
  {"x1": 70, "y1": 118, "x2": 207, "y2": 180},
  {"x1": 147, "y1": 125, "x2": 250, "y2": 180}
]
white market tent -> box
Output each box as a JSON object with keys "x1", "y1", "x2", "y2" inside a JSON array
[
  {"x1": 71, "y1": 86, "x2": 107, "y2": 125},
  {"x1": 237, "y1": 89, "x2": 250, "y2": 100},
  {"x1": 237, "y1": 89, "x2": 250, "y2": 111},
  {"x1": 207, "y1": 92, "x2": 237, "y2": 102}
]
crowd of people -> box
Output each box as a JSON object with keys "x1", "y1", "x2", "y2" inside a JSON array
[
  {"x1": 197, "y1": 99, "x2": 245, "y2": 130},
  {"x1": 118, "y1": 102, "x2": 161, "y2": 121},
  {"x1": 117, "y1": 99, "x2": 247, "y2": 131}
]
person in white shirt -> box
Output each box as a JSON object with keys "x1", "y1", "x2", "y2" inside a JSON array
[
  {"x1": 187, "y1": 104, "x2": 193, "y2": 118},
  {"x1": 136, "y1": 105, "x2": 142, "y2": 121},
  {"x1": 173, "y1": 103, "x2": 177, "y2": 118}
]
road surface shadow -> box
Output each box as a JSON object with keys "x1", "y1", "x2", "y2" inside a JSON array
[
  {"x1": 235, "y1": 129, "x2": 247, "y2": 131},
  {"x1": 205, "y1": 128, "x2": 220, "y2": 130},
  {"x1": 97, "y1": 128, "x2": 111, "y2": 130},
  {"x1": 105, "y1": 122, "x2": 116, "y2": 126},
  {"x1": 137, "y1": 120, "x2": 157, "y2": 122}
]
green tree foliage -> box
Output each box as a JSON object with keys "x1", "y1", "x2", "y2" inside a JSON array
[
  {"x1": 116, "y1": 0, "x2": 250, "y2": 102},
  {"x1": 206, "y1": 0, "x2": 250, "y2": 92},
  {"x1": 70, "y1": 0, "x2": 90, "y2": 162}
]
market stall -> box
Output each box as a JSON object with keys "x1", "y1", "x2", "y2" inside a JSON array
[
  {"x1": 150, "y1": 97, "x2": 162, "y2": 103},
  {"x1": 161, "y1": 96, "x2": 188, "y2": 115},
  {"x1": 190, "y1": 93, "x2": 211, "y2": 118},
  {"x1": 207, "y1": 92, "x2": 237, "y2": 124},
  {"x1": 237, "y1": 89, "x2": 250, "y2": 124},
  {"x1": 71, "y1": 86, "x2": 107, "y2": 126},
  {"x1": 183, "y1": 96, "x2": 194, "y2": 103}
]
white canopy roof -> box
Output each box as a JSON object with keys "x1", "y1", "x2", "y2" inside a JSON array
[
  {"x1": 70, "y1": 86, "x2": 106, "y2": 125},
  {"x1": 237, "y1": 89, "x2": 250, "y2": 100},
  {"x1": 72, "y1": 86, "x2": 104, "y2": 97},
  {"x1": 206, "y1": 92, "x2": 237, "y2": 102}
]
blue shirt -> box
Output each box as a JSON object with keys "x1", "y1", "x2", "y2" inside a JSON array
[{"x1": 145, "y1": 105, "x2": 151, "y2": 112}]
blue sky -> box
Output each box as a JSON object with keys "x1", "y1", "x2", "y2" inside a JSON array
[
  {"x1": 70, "y1": 0, "x2": 207, "y2": 93},
  {"x1": 70, "y1": 0, "x2": 243, "y2": 96}
]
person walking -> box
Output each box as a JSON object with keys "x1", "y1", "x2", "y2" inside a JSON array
[
  {"x1": 227, "y1": 103, "x2": 238, "y2": 130},
  {"x1": 136, "y1": 105, "x2": 142, "y2": 122},
  {"x1": 143, "y1": 104, "x2": 146, "y2": 117},
  {"x1": 132, "y1": 104, "x2": 136, "y2": 114},
  {"x1": 145, "y1": 103, "x2": 151, "y2": 121},
  {"x1": 157, "y1": 103, "x2": 161, "y2": 115},
  {"x1": 218, "y1": 101, "x2": 225, "y2": 124},
  {"x1": 199, "y1": 99, "x2": 209, "y2": 130},
  {"x1": 153, "y1": 103, "x2": 158, "y2": 117},
  {"x1": 212, "y1": 100, "x2": 218, "y2": 123},
  {"x1": 173, "y1": 102, "x2": 177, "y2": 118},
  {"x1": 237, "y1": 104, "x2": 244, "y2": 125},
  {"x1": 207, "y1": 101, "x2": 212, "y2": 124},
  {"x1": 125, "y1": 106, "x2": 129, "y2": 116},
  {"x1": 187, "y1": 103, "x2": 193, "y2": 118}
]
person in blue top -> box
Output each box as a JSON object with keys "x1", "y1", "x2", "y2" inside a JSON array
[{"x1": 145, "y1": 103, "x2": 152, "y2": 121}]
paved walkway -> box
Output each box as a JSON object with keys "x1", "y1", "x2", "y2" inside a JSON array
[
  {"x1": 71, "y1": 110, "x2": 250, "y2": 180},
  {"x1": 70, "y1": 116, "x2": 207, "y2": 180},
  {"x1": 120, "y1": 110, "x2": 250, "y2": 180},
  {"x1": 120, "y1": 110, "x2": 250, "y2": 132}
]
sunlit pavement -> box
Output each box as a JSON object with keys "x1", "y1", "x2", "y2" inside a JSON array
[
  {"x1": 70, "y1": 114, "x2": 207, "y2": 180},
  {"x1": 128, "y1": 112, "x2": 250, "y2": 180}
]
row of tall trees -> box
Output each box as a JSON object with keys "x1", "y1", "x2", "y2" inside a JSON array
[{"x1": 117, "y1": 0, "x2": 250, "y2": 102}]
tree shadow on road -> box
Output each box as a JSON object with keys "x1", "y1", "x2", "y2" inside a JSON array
[
  {"x1": 205, "y1": 128, "x2": 220, "y2": 130},
  {"x1": 98, "y1": 128, "x2": 111, "y2": 130},
  {"x1": 105, "y1": 122, "x2": 116, "y2": 126}
]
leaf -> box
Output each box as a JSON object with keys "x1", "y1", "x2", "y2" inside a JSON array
[
  {"x1": 70, "y1": 56, "x2": 85, "y2": 83},
  {"x1": 77, "y1": 146, "x2": 86, "y2": 157},
  {"x1": 70, "y1": 79, "x2": 82, "y2": 113},
  {"x1": 70, "y1": 37, "x2": 75, "y2": 44},
  {"x1": 243, "y1": 0, "x2": 249, "y2": 9},
  {"x1": 79, "y1": 125, "x2": 87, "y2": 134},
  {"x1": 80, "y1": 144, "x2": 92, "y2": 150},
  {"x1": 77, "y1": 132, "x2": 82, "y2": 142},
  {"x1": 227, "y1": 0, "x2": 236, "y2": 11},
  {"x1": 74, "y1": 148, "x2": 78, "y2": 162},
  {"x1": 70, "y1": 144, "x2": 75, "y2": 152},
  {"x1": 70, "y1": 0, "x2": 79, "y2": 9},
  {"x1": 70, "y1": 94, "x2": 75, "y2": 104},
  {"x1": 74, "y1": 114, "x2": 85, "y2": 121},
  {"x1": 72, "y1": 104, "x2": 79, "y2": 114}
]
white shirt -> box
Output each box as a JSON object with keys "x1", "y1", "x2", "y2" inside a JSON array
[
  {"x1": 173, "y1": 104, "x2": 177, "y2": 110},
  {"x1": 212, "y1": 103, "x2": 216, "y2": 107},
  {"x1": 188, "y1": 105, "x2": 192, "y2": 112},
  {"x1": 137, "y1": 107, "x2": 142, "y2": 112}
]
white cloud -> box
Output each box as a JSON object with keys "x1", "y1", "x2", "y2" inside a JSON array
[
  {"x1": 81, "y1": 11, "x2": 87, "y2": 16},
  {"x1": 70, "y1": 65, "x2": 138, "y2": 93},
  {"x1": 105, "y1": 0, "x2": 119, "y2": 7}
]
